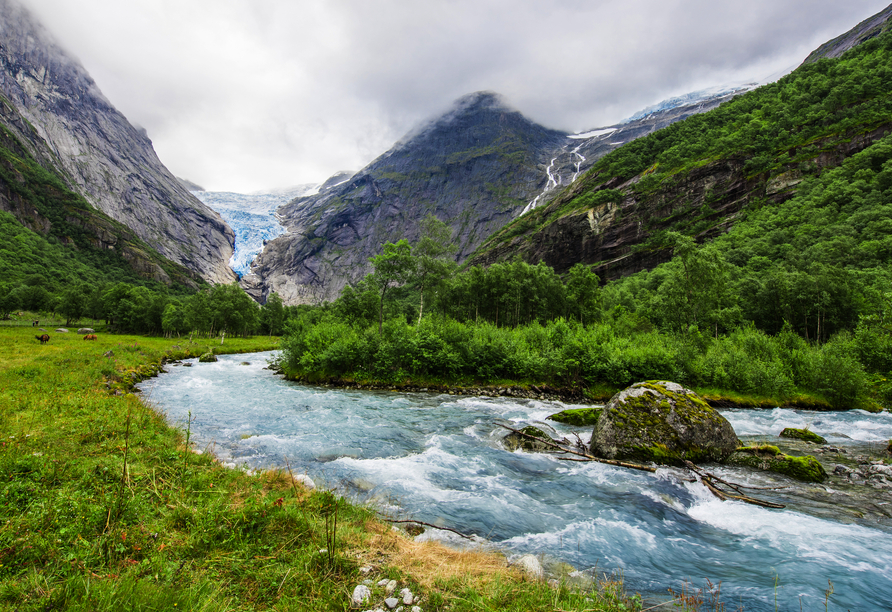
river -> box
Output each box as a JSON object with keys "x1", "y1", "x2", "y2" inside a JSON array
[{"x1": 138, "y1": 351, "x2": 892, "y2": 611}]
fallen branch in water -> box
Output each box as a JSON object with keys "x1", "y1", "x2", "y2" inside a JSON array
[
  {"x1": 379, "y1": 517, "x2": 476, "y2": 540},
  {"x1": 496, "y1": 423, "x2": 656, "y2": 473},
  {"x1": 685, "y1": 461, "x2": 786, "y2": 509}
]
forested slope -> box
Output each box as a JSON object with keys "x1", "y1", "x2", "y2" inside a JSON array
[{"x1": 471, "y1": 29, "x2": 892, "y2": 290}]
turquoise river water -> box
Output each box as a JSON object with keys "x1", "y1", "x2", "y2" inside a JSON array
[{"x1": 138, "y1": 351, "x2": 892, "y2": 611}]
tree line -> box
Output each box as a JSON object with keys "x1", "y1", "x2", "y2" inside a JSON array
[{"x1": 0, "y1": 277, "x2": 289, "y2": 338}]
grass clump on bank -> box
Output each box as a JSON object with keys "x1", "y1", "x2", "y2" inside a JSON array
[{"x1": 0, "y1": 322, "x2": 642, "y2": 611}]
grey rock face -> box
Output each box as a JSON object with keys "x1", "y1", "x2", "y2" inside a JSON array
[
  {"x1": 801, "y1": 3, "x2": 892, "y2": 65},
  {"x1": 244, "y1": 92, "x2": 567, "y2": 304},
  {"x1": 590, "y1": 381, "x2": 739, "y2": 465},
  {"x1": 0, "y1": 0, "x2": 235, "y2": 284}
]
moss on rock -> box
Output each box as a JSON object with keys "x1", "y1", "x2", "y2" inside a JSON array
[
  {"x1": 590, "y1": 380, "x2": 739, "y2": 465},
  {"x1": 547, "y1": 407, "x2": 602, "y2": 427},
  {"x1": 779, "y1": 427, "x2": 827, "y2": 444},
  {"x1": 726, "y1": 446, "x2": 827, "y2": 482},
  {"x1": 198, "y1": 352, "x2": 218, "y2": 363}
]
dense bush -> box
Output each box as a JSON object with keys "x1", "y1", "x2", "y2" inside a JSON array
[{"x1": 282, "y1": 314, "x2": 874, "y2": 408}]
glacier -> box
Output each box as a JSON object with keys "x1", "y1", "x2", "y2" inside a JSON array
[
  {"x1": 192, "y1": 185, "x2": 318, "y2": 277},
  {"x1": 622, "y1": 83, "x2": 757, "y2": 123}
]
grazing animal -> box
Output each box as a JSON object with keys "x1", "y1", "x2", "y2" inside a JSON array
[
  {"x1": 35, "y1": 334, "x2": 50, "y2": 344},
  {"x1": 83, "y1": 334, "x2": 97, "y2": 341}
]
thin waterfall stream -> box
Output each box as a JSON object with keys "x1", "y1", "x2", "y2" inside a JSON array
[{"x1": 138, "y1": 351, "x2": 892, "y2": 611}]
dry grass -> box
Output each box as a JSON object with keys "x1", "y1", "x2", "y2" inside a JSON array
[{"x1": 357, "y1": 520, "x2": 519, "y2": 590}]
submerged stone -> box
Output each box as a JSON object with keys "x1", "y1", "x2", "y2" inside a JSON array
[
  {"x1": 779, "y1": 427, "x2": 827, "y2": 444},
  {"x1": 547, "y1": 407, "x2": 602, "y2": 427},
  {"x1": 502, "y1": 426, "x2": 553, "y2": 452},
  {"x1": 726, "y1": 445, "x2": 827, "y2": 482},
  {"x1": 590, "y1": 381, "x2": 739, "y2": 465}
]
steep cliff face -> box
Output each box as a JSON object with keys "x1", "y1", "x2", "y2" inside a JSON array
[
  {"x1": 0, "y1": 116, "x2": 204, "y2": 287},
  {"x1": 801, "y1": 3, "x2": 892, "y2": 65},
  {"x1": 0, "y1": 0, "x2": 236, "y2": 284},
  {"x1": 243, "y1": 92, "x2": 567, "y2": 303}
]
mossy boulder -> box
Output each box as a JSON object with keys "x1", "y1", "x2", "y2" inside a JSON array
[
  {"x1": 779, "y1": 427, "x2": 827, "y2": 444},
  {"x1": 198, "y1": 352, "x2": 218, "y2": 363},
  {"x1": 726, "y1": 445, "x2": 827, "y2": 482},
  {"x1": 547, "y1": 407, "x2": 602, "y2": 427},
  {"x1": 503, "y1": 426, "x2": 553, "y2": 452},
  {"x1": 590, "y1": 381, "x2": 739, "y2": 465}
]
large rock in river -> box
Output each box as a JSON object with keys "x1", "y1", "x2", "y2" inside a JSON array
[{"x1": 590, "y1": 381, "x2": 739, "y2": 465}]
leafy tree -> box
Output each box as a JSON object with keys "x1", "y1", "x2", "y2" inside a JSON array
[
  {"x1": 162, "y1": 301, "x2": 189, "y2": 336},
  {"x1": 260, "y1": 292, "x2": 286, "y2": 336},
  {"x1": 0, "y1": 283, "x2": 17, "y2": 319},
  {"x1": 565, "y1": 264, "x2": 601, "y2": 325},
  {"x1": 369, "y1": 239, "x2": 414, "y2": 334},
  {"x1": 412, "y1": 214, "x2": 457, "y2": 323},
  {"x1": 59, "y1": 284, "x2": 88, "y2": 326}
]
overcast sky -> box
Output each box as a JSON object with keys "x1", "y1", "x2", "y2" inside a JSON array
[{"x1": 19, "y1": 0, "x2": 892, "y2": 193}]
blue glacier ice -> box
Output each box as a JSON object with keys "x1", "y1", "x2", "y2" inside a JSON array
[{"x1": 192, "y1": 185, "x2": 319, "y2": 277}]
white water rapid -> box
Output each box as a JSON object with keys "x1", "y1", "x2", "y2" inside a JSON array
[{"x1": 139, "y1": 352, "x2": 892, "y2": 611}]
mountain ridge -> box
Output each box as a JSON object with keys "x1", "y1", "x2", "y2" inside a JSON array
[
  {"x1": 0, "y1": 0, "x2": 236, "y2": 284},
  {"x1": 243, "y1": 86, "x2": 761, "y2": 304}
]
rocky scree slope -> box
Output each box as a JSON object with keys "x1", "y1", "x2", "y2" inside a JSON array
[
  {"x1": 0, "y1": 0, "x2": 235, "y2": 284},
  {"x1": 244, "y1": 88, "x2": 753, "y2": 305}
]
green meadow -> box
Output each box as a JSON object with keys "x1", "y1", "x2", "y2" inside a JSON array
[{"x1": 0, "y1": 320, "x2": 641, "y2": 611}]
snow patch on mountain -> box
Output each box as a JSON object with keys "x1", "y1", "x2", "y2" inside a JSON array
[
  {"x1": 193, "y1": 184, "x2": 318, "y2": 277},
  {"x1": 622, "y1": 83, "x2": 758, "y2": 123}
]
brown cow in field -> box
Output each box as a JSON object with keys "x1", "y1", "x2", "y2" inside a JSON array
[
  {"x1": 35, "y1": 334, "x2": 50, "y2": 344},
  {"x1": 83, "y1": 334, "x2": 97, "y2": 341}
]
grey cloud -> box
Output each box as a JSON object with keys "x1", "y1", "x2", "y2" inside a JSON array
[{"x1": 19, "y1": 0, "x2": 892, "y2": 192}]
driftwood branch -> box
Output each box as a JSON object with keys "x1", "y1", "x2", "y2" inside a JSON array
[
  {"x1": 379, "y1": 517, "x2": 475, "y2": 540},
  {"x1": 685, "y1": 461, "x2": 786, "y2": 509},
  {"x1": 497, "y1": 423, "x2": 656, "y2": 473}
]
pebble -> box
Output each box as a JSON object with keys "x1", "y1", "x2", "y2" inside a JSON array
[
  {"x1": 400, "y1": 587, "x2": 414, "y2": 605},
  {"x1": 385, "y1": 597, "x2": 400, "y2": 609},
  {"x1": 412, "y1": 607, "x2": 422, "y2": 612},
  {"x1": 352, "y1": 585, "x2": 371, "y2": 607},
  {"x1": 385, "y1": 580, "x2": 398, "y2": 595},
  {"x1": 377, "y1": 579, "x2": 390, "y2": 587},
  {"x1": 359, "y1": 566, "x2": 373, "y2": 575}
]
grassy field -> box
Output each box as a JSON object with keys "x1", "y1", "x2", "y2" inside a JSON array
[{"x1": 0, "y1": 319, "x2": 643, "y2": 611}]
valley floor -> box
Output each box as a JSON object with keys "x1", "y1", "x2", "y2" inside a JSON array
[{"x1": 0, "y1": 320, "x2": 641, "y2": 611}]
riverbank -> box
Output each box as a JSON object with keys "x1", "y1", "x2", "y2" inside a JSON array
[
  {"x1": 0, "y1": 323, "x2": 642, "y2": 611},
  {"x1": 278, "y1": 366, "x2": 846, "y2": 412}
]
